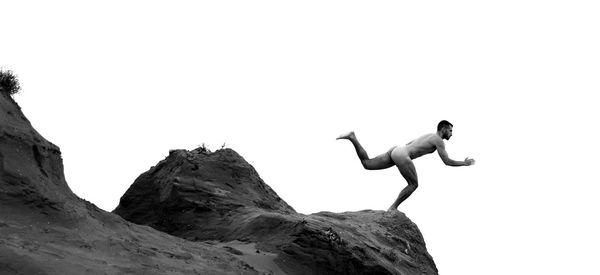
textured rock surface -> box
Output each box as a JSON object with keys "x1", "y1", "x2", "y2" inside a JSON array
[
  {"x1": 115, "y1": 147, "x2": 438, "y2": 274},
  {"x1": 0, "y1": 93, "x2": 258, "y2": 275},
  {"x1": 0, "y1": 89, "x2": 437, "y2": 274},
  {"x1": 113, "y1": 148, "x2": 296, "y2": 240}
]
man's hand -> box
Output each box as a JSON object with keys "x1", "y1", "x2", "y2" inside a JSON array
[{"x1": 464, "y1": 157, "x2": 475, "y2": 166}]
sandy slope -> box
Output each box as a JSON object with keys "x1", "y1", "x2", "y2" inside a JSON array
[{"x1": 0, "y1": 206, "x2": 257, "y2": 275}]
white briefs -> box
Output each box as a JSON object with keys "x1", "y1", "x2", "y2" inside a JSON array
[{"x1": 389, "y1": 146, "x2": 412, "y2": 166}]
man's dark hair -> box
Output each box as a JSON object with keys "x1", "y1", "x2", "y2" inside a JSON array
[{"x1": 437, "y1": 120, "x2": 453, "y2": 131}]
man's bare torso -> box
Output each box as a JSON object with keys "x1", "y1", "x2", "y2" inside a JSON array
[
  {"x1": 336, "y1": 123, "x2": 473, "y2": 210},
  {"x1": 404, "y1": 133, "x2": 442, "y2": 160}
]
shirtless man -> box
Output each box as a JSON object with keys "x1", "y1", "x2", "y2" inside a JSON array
[{"x1": 337, "y1": 120, "x2": 475, "y2": 211}]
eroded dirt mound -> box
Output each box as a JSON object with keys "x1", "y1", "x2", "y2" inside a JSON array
[
  {"x1": 113, "y1": 148, "x2": 295, "y2": 239},
  {"x1": 114, "y1": 147, "x2": 438, "y2": 274},
  {"x1": 0, "y1": 93, "x2": 260, "y2": 275},
  {"x1": 0, "y1": 88, "x2": 437, "y2": 274}
]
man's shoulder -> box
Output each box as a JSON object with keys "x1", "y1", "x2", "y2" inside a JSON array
[
  {"x1": 413, "y1": 133, "x2": 442, "y2": 147},
  {"x1": 423, "y1": 133, "x2": 440, "y2": 140},
  {"x1": 427, "y1": 133, "x2": 443, "y2": 145}
]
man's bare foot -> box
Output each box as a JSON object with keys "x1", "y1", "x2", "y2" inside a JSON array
[{"x1": 336, "y1": 131, "x2": 355, "y2": 140}]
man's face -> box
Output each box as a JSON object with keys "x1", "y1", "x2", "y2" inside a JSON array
[{"x1": 443, "y1": 126, "x2": 453, "y2": 140}]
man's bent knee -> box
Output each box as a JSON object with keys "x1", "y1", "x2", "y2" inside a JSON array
[{"x1": 404, "y1": 181, "x2": 418, "y2": 191}]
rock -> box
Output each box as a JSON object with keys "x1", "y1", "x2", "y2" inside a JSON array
[
  {"x1": 0, "y1": 88, "x2": 437, "y2": 274},
  {"x1": 114, "y1": 147, "x2": 438, "y2": 274},
  {"x1": 0, "y1": 92, "x2": 260, "y2": 275}
]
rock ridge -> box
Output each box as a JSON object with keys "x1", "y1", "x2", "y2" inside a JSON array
[
  {"x1": 0, "y1": 92, "x2": 264, "y2": 274},
  {"x1": 1, "y1": 89, "x2": 437, "y2": 274},
  {"x1": 114, "y1": 147, "x2": 438, "y2": 274}
]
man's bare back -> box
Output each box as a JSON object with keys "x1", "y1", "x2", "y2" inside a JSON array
[
  {"x1": 337, "y1": 120, "x2": 475, "y2": 211},
  {"x1": 404, "y1": 133, "x2": 440, "y2": 160}
]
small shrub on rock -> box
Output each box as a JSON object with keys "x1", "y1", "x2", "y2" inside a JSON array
[{"x1": 0, "y1": 69, "x2": 21, "y2": 96}]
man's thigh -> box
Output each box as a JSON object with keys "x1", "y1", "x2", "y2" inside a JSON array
[
  {"x1": 397, "y1": 161, "x2": 418, "y2": 185},
  {"x1": 363, "y1": 151, "x2": 395, "y2": 170}
]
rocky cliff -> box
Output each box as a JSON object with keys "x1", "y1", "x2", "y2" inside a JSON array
[
  {"x1": 0, "y1": 89, "x2": 437, "y2": 274},
  {"x1": 114, "y1": 148, "x2": 438, "y2": 274},
  {"x1": 0, "y1": 92, "x2": 260, "y2": 275}
]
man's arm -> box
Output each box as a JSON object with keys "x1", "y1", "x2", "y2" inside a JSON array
[{"x1": 436, "y1": 140, "x2": 475, "y2": 167}]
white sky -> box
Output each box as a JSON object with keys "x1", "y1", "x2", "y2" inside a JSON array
[{"x1": 2, "y1": 1, "x2": 599, "y2": 274}]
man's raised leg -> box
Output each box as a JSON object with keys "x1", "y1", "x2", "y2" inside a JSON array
[{"x1": 337, "y1": 131, "x2": 394, "y2": 170}]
